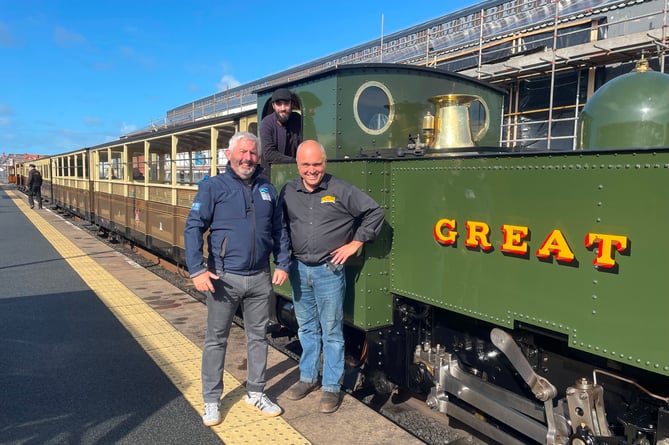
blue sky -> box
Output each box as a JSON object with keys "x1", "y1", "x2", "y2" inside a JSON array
[{"x1": 0, "y1": 0, "x2": 476, "y2": 156}]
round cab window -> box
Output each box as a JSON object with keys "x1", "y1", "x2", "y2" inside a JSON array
[{"x1": 354, "y1": 82, "x2": 394, "y2": 134}]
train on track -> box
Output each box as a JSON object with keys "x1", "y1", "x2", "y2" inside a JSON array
[{"x1": 15, "y1": 63, "x2": 669, "y2": 445}]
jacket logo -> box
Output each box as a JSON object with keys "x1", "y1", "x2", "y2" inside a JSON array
[
  {"x1": 259, "y1": 187, "x2": 272, "y2": 201},
  {"x1": 321, "y1": 195, "x2": 336, "y2": 204}
]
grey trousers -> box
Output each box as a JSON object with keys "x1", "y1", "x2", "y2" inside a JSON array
[{"x1": 201, "y1": 270, "x2": 271, "y2": 403}]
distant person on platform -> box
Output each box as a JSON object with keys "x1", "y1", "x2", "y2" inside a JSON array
[
  {"x1": 259, "y1": 87, "x2": 302, "y2": 180},
  {"x1": 280, "y1": 140, "x2": 385, "y2": 413},
  {"x1": 27, "y1": 164, "x2": 43, "y2": 209},
  {"x1": 183, "y1": 132, "x2": 290, "y2": 427}
]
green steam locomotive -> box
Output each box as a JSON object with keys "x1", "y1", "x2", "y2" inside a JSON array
[
  {"x1": 265, "y1": 63, "x2": 669, "y2": 445},
  {"x1": 19, "y1": 61, "x2": 668, "y2": 444}
]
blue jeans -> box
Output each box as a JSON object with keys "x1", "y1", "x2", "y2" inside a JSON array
[
  {"x1": 201, "y1": 270, "x2": 271, "y2": 403},
  {"x1": 289, "y1": 260, "x2": 346, "y2": 393}
]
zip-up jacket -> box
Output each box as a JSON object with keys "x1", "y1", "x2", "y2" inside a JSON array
[
  {"x1": 28, "y1": 169, "x2": 42, "y2": 191},
  {"x1": 184, "y1": 166, "x2": 290, "y2": 277}
]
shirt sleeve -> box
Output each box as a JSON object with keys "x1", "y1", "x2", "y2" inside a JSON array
[
  {"x1": 183, "y1": 181, "x2": 215, "y2": 276},
  {"x1": 348, "y1": 186, "x2": 385, "y2": 243},
  {"x1": 272, "y1": 186, "x2": 291, "y2": 272}
]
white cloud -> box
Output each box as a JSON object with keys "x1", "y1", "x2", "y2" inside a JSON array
[
  {"x1": 120, "y1": 122, "x2": 137, "y2": 134},
  {"x1": 217, "y1": 74, "x2": 240, "y2": 91}
]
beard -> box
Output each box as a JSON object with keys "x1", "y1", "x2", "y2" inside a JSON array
[
  {"x1": 277, "y1": 111, "x2": 290, "y2": 124},
  {"x1": 234, "y1": 162, "x2": 256, "y2": 181}
]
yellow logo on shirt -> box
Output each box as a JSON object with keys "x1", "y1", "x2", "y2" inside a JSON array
[{"x1": 321, "y1": 195, "x2": 336, "y2": 204}]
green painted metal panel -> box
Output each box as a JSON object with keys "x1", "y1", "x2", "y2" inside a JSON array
[
  {"x1": 326, "y1": 161, "x2": 392, "y2": 330},
  {"x1": 271, "y1": 160, "x2": 392, "y2": 330},
  {"x1": 333, "y1": 68, "x2": 504, "y2": 156},
  {"x1": 389, "y1": 151, "x2": 669, "y2": 376},
  {"x1": 257, "y1": 76, "x2": 339, "y2": 158}
]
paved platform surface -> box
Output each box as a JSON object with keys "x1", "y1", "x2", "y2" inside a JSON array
[{"x1": 0, "y1": 185, "x2": 426, "y2": 445}]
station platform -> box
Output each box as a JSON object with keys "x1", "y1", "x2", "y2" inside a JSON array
[{"x1": 0, "y1": 185, "x2": 426, "y2": 445}]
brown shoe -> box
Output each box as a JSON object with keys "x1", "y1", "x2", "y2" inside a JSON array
[
  {"x1": 286, "y1": 381, "x2": 320, "y2": 400},
  {"x1": 319, "y1": 391, "x2": 340, "y2": 413}
]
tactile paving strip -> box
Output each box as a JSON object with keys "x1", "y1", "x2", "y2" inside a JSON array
[{"x1": 13, "y1": 191, "x2": 310, "y2": 445}]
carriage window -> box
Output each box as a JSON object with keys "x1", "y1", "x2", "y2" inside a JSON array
[
  {"x1": 77, "y1": 153, "x2": 85, "y2": 178},
  {"x1": 216, "y1": 125, "x2": 237, "y2": 173},
  {"x1": 97, "y1": 151, "x2": 109, "y2": 180},
  {"x1": 148, "y1": 142, "x2": 172, "y2": 184},
  {"x1": 128, "y1": 143, "x2": 145, "y2": 182},
  {"x1": 175, "y1": 148, "x2": 211, "y2": 185},
  {"x1": 110, "y1": 149, "x2": 123, "y2": 180},
  {"x1": 354, "y1": 81, "x2": 394, "y2": 135}
]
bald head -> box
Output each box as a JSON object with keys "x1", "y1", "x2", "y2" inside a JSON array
[
  {"x1": 296, "y1": 140, "x2": 327, "y2": 192},
  {"x1": 296, "y1": 140, "x2": 326, "y2": 161}
]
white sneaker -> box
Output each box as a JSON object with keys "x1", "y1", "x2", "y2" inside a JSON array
[
  {"x1": 202, "y1": 401, "x2": 222, "y2": 426},
  {"x1": 245, "y1": 391, "x2": 282, "y2": 417}
]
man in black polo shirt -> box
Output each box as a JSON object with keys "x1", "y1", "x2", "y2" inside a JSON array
[{"x1": 280, "y1": 140, "x2": 384, "y2": 413}]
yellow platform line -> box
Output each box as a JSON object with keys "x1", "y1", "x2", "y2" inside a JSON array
[{"x1": 11, "y1": 191, "x2": 310, "y2": 445}]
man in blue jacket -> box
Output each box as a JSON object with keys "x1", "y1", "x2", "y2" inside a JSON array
[{"x1": 184, "y1": 131, "x2": 290, "y2": 427}]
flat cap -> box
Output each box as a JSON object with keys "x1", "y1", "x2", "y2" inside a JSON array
[{"x1": 271, "y1": 88, "x2": 293, "y2": 102}]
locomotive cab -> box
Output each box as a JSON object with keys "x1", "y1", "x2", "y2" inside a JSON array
[{"x1": 256, "y1": 64, "x2": 506, "y2": 160}]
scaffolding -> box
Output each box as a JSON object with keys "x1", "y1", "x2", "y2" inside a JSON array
[
  {"x1": 150, "y1": 0, "x2": 668, "y2": 151},
  {"x1": 446, "y1": 0, "x2": 669, "y2": 150}
]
